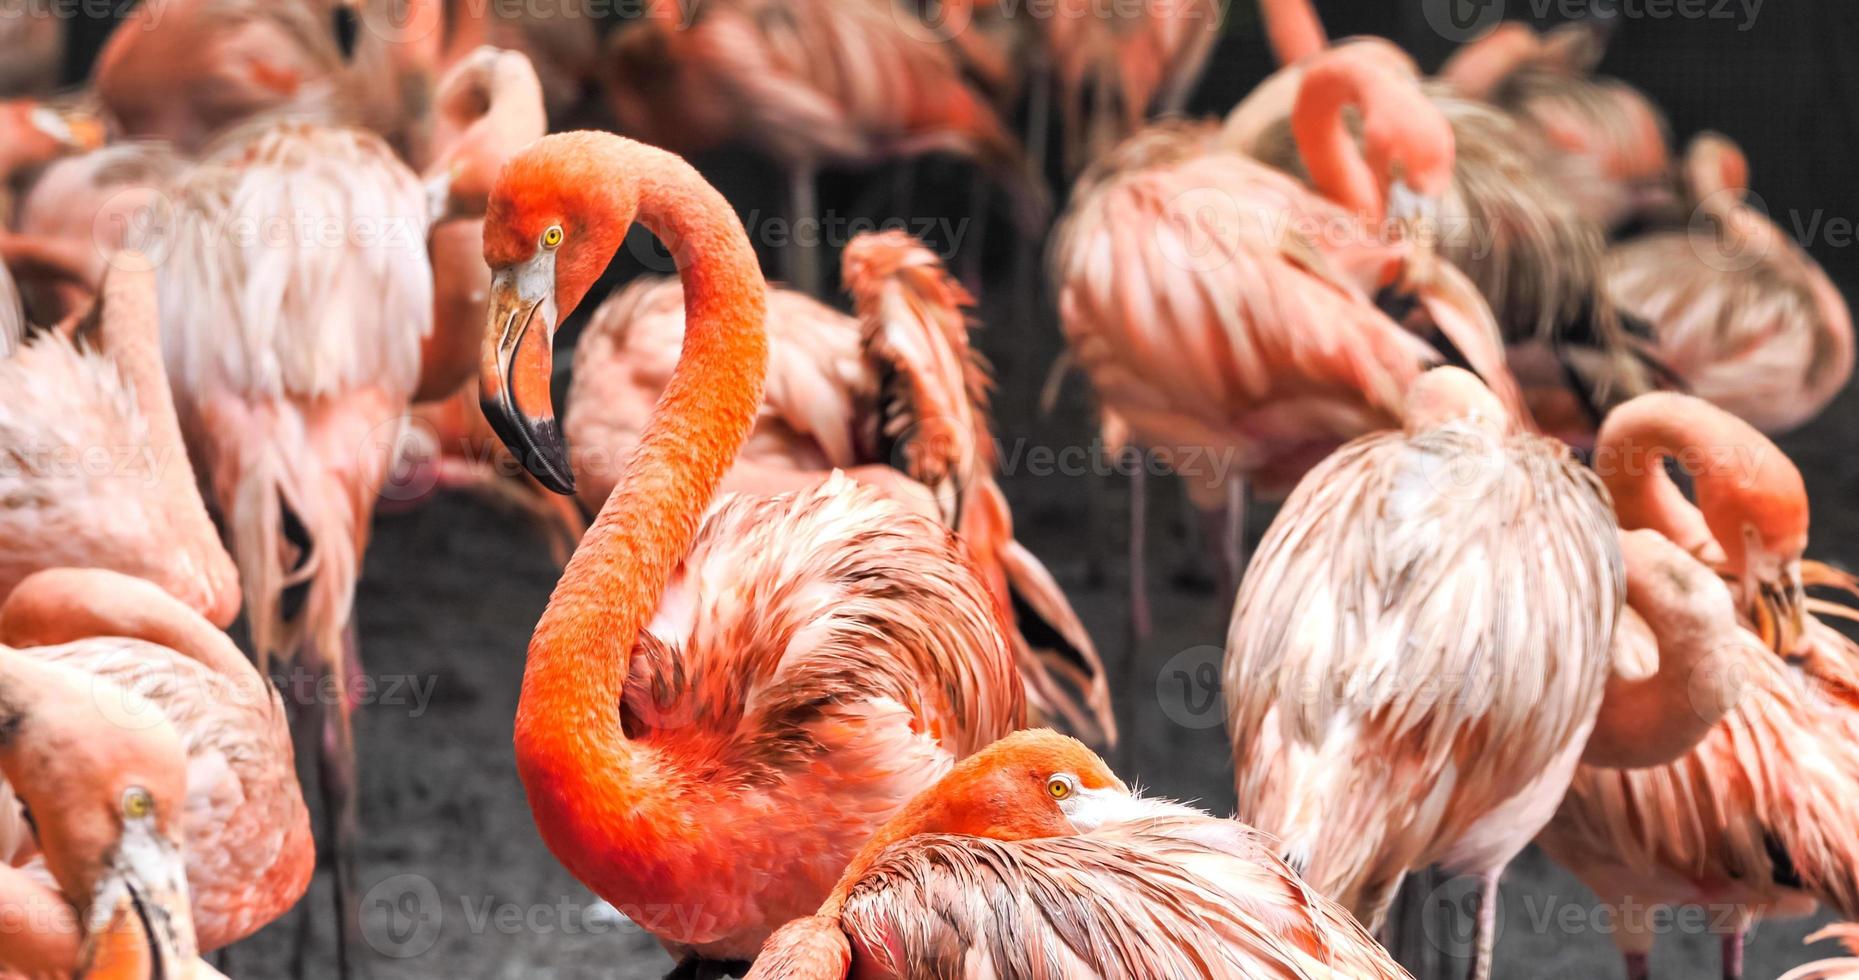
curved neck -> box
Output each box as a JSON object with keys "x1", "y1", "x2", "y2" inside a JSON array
[
  {"x1": 0, "y1": 863, "x2": 79, "y2": 976},
  {"x1": 1291, "y1": 61, "x2": 1387, "y2": 221},
  {"x1": 1259, "y1": 0, "x2": 1327, "y2": 66},
  {"x1": 1439, "y1": 24, "x2": 1540, "y2": 98},
  {"x1": 1594, "y1": 394, "x2": 1800, "y2": 576},
  {"x1": 514, "y1": 137, "x2": 767, "y2": 858}
]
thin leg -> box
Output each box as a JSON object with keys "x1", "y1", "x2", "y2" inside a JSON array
[
  {"x1": 1128, "y1": 461, "x2": 1151, "y2": 641},
  {"x1": 1466, "y1": 871, "x2": 1499, "y2": 980},
  {"x1": 785, "y1": 164, "x2": 820, "y2": 296},
  {"x1": 1024, "y1": 61, "x2": 1052, "y2": 184},
  {"x1": 1623, "y1": 952, "x2": 1650, "y2": 980},
  {"x1": 959, "y1": 173, "x2": 991, "y2": 296},
  {"x1": 322, "y1": 627, "x2": 364, "y2": 980},
  {"x1": 1721, "y1": 925, "x2": 1746, "y2": 980},
  {"x1": 290, "y1": 692, "x2": 323, "y2": 980},
  {"x1": 891, "y1": 160, "x2": 917, "y2": 218},
  {"x1": 1223, "y1": 476, "x2": 1249, "y2": 597},
  {"x1": 1084, "y1": 459, "x2": 1108, "y2": 589}
]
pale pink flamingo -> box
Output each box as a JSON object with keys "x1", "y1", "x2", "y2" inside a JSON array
[
  {"x1": 599, "y1": 0, "x2": 1039, "y2": 292},
  {"x1": 0, "y1": 650, "x2": 205, "y2": 978},
  {"x1": 1535, "y1": 392, "x2": 1855, "y2": 980},
  {"x1": 1439, "y1": 21, "x2": 1676, "y2": 233},
  {"x1": 1603, "y1": 133, "x2": 1853, "y2": 435},
  {"x1": 1224, "y1": 368, "x2": 1741, "y2": 980},
  {"x1": 747, "y1": 729, "x2": 1411, "y2": 979},
  {"x1": 1781, "y1": 926, "x2": 1859, "y2": 980},
  {"x1": 564, "y1": 230, "x2": 1110, "y2": 740},
  {"x1": 476, "y1": 131, "x2": 1026, "y2": 977},
  {"x1": 0, "y1": 566, "x2": 315, "y2": 957},
  {"x1": 94, "y1": 0, "x2": 439, "y2": 159},
  {"x1": 153, "y1": 120, "x2": 432, "y2": 972},
  {"x1": 1235, "y1": 4, "x2": 1666, "y2": 444},
  {"x1": 0, "y1": 259, "x2": 241, "y2": 627},
  {"x1": 1051, "y1": 48, "x2": 1521, "y2": 625}
]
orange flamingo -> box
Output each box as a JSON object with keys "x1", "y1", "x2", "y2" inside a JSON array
[
  {"x1": 1536, "y1": 393, "x2": 1849, "y2": 980},
  {"x1": 599, "y1": 0, "x2": 1038, "y2": 292},
  {"x1": 1051, "y1": 48, "x2": 1520, "y2": 620},
  {"x1": 0, "y1": 566, "x2": 315, "y2": 956},
  {"x1": 747, "y1": 729, "x2": 1411, "y2": 979},
  {"x1": 153, "y1": 120, "x2": 432, "y2": 972},
  {"x1": 0, "y1": 651, "x2": 207, "y2": 978},
  {"x1": 564, "y1": 231, "x2": 1110, "y2": 740},
  {"x1": 1603, "y1": 134, "x2": 1853, "y2": 435},
  {"x1": 477, "y1": 131, "x2": 1025, "y2": 976},
  {"x1": 1439, "y1": 21, "x2": 1675, "y2": 233},
  {"x1": 1224, "y1": 368, "x2": 1740, "y2": 980},
  {"x1": 0, "y1": 260, "x2": 241, "y2": 627},
  {"x1": 1236, "y1": 5, "x2": 1664, "y2": 444}
]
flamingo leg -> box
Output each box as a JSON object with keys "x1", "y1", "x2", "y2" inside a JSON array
[
  {"x1": 1623, "y1": 952, "x2": 1650, "y2": 980},
  {"x1": 1466, "y1": 871, "x2": 1500, "y2": 980},
  {"x1": 322, "y1": 627, "x2": 364, "y2": 980},
  {"x1": 959, "y1": 171, "x2": 991, "y2": 296},
  {"x1": 1721, "y1": 925, "x2": 1745, "y2": 980},
  {"x1": 785, "y1": 163, "x2": 821, "y2": 295},
  {"x1": 1128, "y1": 462, "x2": 1151, "y2": 641},
  {"x1": 1224, "y1": 476, "x2": 1250, "y2": 595},
  {"x1": 1024, "y1": 58, "x2": 1051, "y2": 184}
]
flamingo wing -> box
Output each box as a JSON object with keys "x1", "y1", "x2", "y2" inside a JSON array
[{"x1": 834, "y1": 812, "x2": 1410, "y2": 979}]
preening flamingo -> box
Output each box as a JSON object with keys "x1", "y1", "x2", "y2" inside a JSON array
[
  {"x1": 1235, "y1": 6, "x2": 1665, "y2": 443},
  {"x1": 0, "y1": 651, "x2": 203, "y2": 977},
  {"x1": 747, "y1": 729, "x2": 1411, "y2": 980},
  {"x1": 600, "y1": 0, "x2": 1039, "y2": 292},
  {"x1": 153, "y1": 120, "x2": 433, "y2": 970},
  {"x1": 477, "y1": 131, "x2": 1024, "y2": 974},
  {"x1": 1439, "y1": 20, "x2": 1675, "y2": 232},
  {"x1": 1603, "y1": 134, "x2": 1853, "y2": 434},
  {"x1": 1050, "y1": 48, "x2": 1520, "y2": 620},
  {"x1": 1537, "y1": 393, "x2": 1847, "y2": 980},
  {"x1": 0, "y1": 260, "x2": 241, "y2": 627},
  {"x1": 0, "y1": 567, "x2": 315, "y2": 955},
  {"x1": 1223, "y1": 367, "x2": 1727, "y2": 980},
  {"x1": 565, "y1": 231, "x2": 1110, "y2": 740}
]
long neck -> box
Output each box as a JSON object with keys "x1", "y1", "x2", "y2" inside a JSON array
[
  {"x1": 1291, "y1": 63, "x2": 1385, "y2": 220},
  {"x1": 1259, "y1": 0, "x2": 1327, "y2": 66},
  {"x1": 513, "y1": 139, "x2": 767, "y2": 866}
]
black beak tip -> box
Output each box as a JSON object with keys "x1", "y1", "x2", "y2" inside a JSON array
[
  {"x1": 332, "y1": 6, "x2": 360, "y2": 60},
  {"x1": 481, "y1": 396, "x2": 576, "y2": 497}
]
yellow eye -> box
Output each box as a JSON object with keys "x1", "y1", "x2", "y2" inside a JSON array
[
  {"x1": 1046, "y1": 774, "x2": 1074, "y2": 800},
  {"x1": 122, "y1": 787, "x2": 153, "y2": 820},
  {"x1": 541, "y1": 225, "x2": 563, "y2": 249}
]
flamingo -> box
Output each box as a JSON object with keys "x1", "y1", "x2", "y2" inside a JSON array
[
  {"x1": 563, "y1": 230, "x2": 1110, "y2": 740},
  {"x1": 1535, "y1": 393, "x2": 1856, "y2": 980},
  {"x1": 1224, "y1": 368, "x2": 1744, "y2": 980},
  {"x1": 1438, "y1": 21, "x2": 1676, "y2": 233},
  {"x1": 1235, "y1": 3, "x2": 1665, "y2": 444},
  {"x1": 152, "y1": 119, "x2": 433, "y2": 972},
  {"x1": 598, "y1": 0, "x2": 1039, "y2": 292},
  {"x1": 0, "y1": 650, "x2": 207, "y2": 978},
  {"x1": 1050, "y1": 47, "x2": 1521, "y2": 622},
  {"x1": 1602, "y1": 133, "x2": 1853, "y2": 434},
  {"x1": 747, "y1": 729, "x2": 1412, "y2": 979},
  {"x1": 1781, "y1": 926, "x2": 1859, "y2": 980},
  {"x1": 477, "y1": 130, "x2": 1025, "y2": 977},
  {"x1": 0, "y1": 260, "x2": 241, "y2": 627}
]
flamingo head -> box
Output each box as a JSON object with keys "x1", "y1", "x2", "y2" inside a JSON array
[
  {"x1": 480, "y1": 132, "x2": 641, "y2": 496},
  {"x1": 424, "y1": 48, "x2": 547, "y2": 226},
  {"x1": 0, "y1": 99, "x2": 106, "y2": 172},
  {"x1": 919, "y1": 730, "x2": 1131, "y2": 840},
  {"x1": 0, "y1": 657, "x2": 195, "y2": 973}
]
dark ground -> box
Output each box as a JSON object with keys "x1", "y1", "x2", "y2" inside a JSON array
[{"x1": 92, "y1": 1, "x2": 1854, "y2": 978}]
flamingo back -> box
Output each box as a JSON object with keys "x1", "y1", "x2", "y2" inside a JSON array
[
  {"x1": 1225, "y1": 419, "x2": 1620, "y2": 922},
  {"x1": 826, "y1": 808, "x2": 1410, "y2": 979}
]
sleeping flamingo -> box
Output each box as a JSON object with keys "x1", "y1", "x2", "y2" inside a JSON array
[
  {"x1": 1603, "y1": 134, "x2": 1853, "y2": 435},
  {"x1": 1235, "y1": 4, "x2": 1664, "y2": 444},
  {"x1": 1051, "y1": 47, "x2": 1520, "y2": 619},
  {"x1": 1224, "y1": 368, "x2": 1740, "y2": 980},
  {"x1": 1537, "y1": 393, "x2": 1852, "y2": 980},
  {"x1": 747, "y1": 729, "x2": 1411, "y2": 979},
  {"x1": 564, "y1": 231, "x2": 1110, "y2": 740},
  {"x1": 599, "y1": 0, "x2": 1038, "y2": 292},
  {"x1": 0, "y1": 259, "x2": 241, "y2": 627},
  {"x1": 153, "y1": 120, "x2": 432, "y2": 973},
  {"x1": 0, "y1": 651, "x2": 204, "y2": 977},
  {"x1": 477, "y1": 131, "x2": 1024, "y2": 977}
]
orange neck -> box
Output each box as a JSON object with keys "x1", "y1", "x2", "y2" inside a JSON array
[
  {"x1": 512, "y1": 136, "x2": 767, "y2": 888},
  {"x1": 1259, "y1": 0, "x2": 1328, "y2": 65},
  {"x1": 1291, "y1": 59, "x2": 1391, "y2": 221}
]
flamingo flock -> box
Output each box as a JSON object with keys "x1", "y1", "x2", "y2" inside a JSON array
[{"x1": 0, "y1": 1, "x2": 1853, "y2": 979}]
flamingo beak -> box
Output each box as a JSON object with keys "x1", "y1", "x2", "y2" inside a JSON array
[
  {"x1": 1749, "y1": 559, "x2": 1808, "y2": 658},
  {"x1": 482, "y1": 258, "x2": 575, "y2": 496},
  {"x1": 80, "y1": 826, "x2": 195, "y2": 978},
  {"x1": 332, "y1": 0, "x2": 362, "y2": 60}
]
